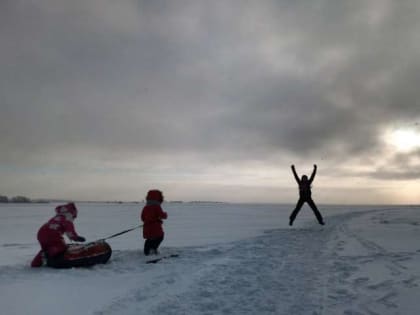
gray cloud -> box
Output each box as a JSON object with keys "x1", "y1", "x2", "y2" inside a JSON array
[{"x1": 1, "y1": 0, "x2": 420, "y2": 202}]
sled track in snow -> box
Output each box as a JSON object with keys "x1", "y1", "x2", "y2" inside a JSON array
[
  {"x1": 95, "y1": 213, "x2": 366, "y2": 315},
  {"x1": 325, "y1": 208, "x2": 420, "y2": 315}
]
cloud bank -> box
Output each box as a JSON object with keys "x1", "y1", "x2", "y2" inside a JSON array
[{"x1": 1, "y1": 0, "x2": 420, "y2": 203}]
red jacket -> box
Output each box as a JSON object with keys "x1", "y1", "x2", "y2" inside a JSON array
[
  {"x1": 141, "y1": 203, "x2": 167, "y2": 239},
  {"x1": 37, "y1": 214, "x2": 82, "y2": 256}
]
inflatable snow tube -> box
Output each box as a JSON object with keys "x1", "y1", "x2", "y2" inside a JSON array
[{"x1": 47, "y1": 240, "x2": 112, "y2": 268}]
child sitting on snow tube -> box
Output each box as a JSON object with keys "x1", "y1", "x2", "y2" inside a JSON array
[{"x1": 31, "y1": 202, "x2": 86, "y2": 268}]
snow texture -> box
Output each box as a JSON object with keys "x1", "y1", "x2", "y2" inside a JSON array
[{"x1": 1, "y1": 203, "x2": 420, "y2": 314}]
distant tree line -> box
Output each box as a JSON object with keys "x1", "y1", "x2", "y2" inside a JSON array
[{"x1": 0, "y1": 195, "x2": 32, "y2": 203}]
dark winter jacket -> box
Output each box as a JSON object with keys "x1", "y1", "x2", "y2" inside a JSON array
[{"x1": 292, "y1": 165, "x2": 317, "y2": 199}]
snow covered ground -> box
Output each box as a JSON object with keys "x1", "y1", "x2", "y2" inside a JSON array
[{"x1": 1, "y1": 202, "x2": 420, "y2": 315}]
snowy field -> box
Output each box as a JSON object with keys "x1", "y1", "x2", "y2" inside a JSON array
[{"x1": 1, "y1": 202, "x2": 420, "y2": 315}]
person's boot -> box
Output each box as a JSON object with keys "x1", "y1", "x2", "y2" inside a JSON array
[{"x1": 31, "y1": 250, "x2": 45, "y2": 267}]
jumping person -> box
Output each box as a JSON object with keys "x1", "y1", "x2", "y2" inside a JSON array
[
  {"x1": 31, "y1": 202, "x2": 86, "y2": 267},
  {"x1": 289, "y1": 164, "x2": 325, "y2": 226},
  {"x1": 141, "y1": 189, "x2": 168, "y2": 256}
]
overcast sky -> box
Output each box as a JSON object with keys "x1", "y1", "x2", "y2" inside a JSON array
[{"x1": 1, "y1": 0, "x2": 420, "y2": 204}]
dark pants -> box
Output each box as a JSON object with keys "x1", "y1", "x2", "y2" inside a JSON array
[
  {"x1": 289, "y1": 197, "x2": 324, "y2": 225},
  {"x1": 144, "y1": 236, "x2": 164, "y2": 256}
]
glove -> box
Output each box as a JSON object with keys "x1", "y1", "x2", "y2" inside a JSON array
[{"x1": 75, "y1": 236, "x2": 86, "y2": 242}]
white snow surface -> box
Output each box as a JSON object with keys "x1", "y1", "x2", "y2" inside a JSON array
[{"x1": 1, "y1": 202, "x2": 420, "y2": 315}]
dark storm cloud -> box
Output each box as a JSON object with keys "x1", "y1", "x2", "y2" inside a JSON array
[{"x1": 1, "y1": 0, "x2": 420, "y2": 178}]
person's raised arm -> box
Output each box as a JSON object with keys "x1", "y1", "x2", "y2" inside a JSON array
[
  {"x1": 309, "y1": 164, "x2": 317, "y2": 183},
  {"x1": 291, "y1": 165, "x2": 300, "y2": 183}
]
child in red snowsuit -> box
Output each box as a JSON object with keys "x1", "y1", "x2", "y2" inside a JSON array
[
  {"x1": 141, "y1": 190, "x2": 168, "y2": 256},
  {"x1": 31, "y1": 202, "x2": 85, "y2": 267}
]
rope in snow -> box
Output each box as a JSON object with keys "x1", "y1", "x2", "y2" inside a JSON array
[{"x1": 98, "y1": 224, "x2": 143, "y2": 241}]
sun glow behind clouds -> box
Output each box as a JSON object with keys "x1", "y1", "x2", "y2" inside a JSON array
[{"x1": 386, "y1": 128, "x2": 420, "y2": 152}]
